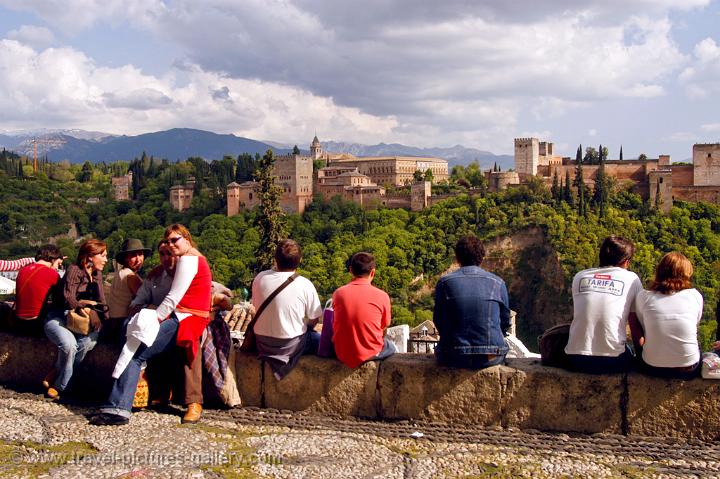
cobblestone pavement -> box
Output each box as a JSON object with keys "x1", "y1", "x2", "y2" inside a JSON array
[{"x1": 0, "y1": 387, "x2": 718, "y2": 478}]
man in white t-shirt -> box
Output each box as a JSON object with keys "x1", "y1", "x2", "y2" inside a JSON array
[
  {"x1": 252, "y1": 239, "x2": 322, "y2": 380},
  {"x1": 565, "y1": 236, "x2": 643, "y2": 373}
]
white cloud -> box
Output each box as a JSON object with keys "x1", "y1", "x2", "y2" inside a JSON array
[
  {"x1": 679, "y1": 37, "x2": 720, "y2": 98},
  {"x1": 0, "y1": 0, "x2": 712, "y2": 152},
  {"x1": 0, "y1": 40, "x2": 398, "y2": 145},
  {"x1": 6, "y1": 25, "x2": 54, "y2": 48},
  {"x1": 667, "y1": 131, "x2": 699, "y2": 142},
  {"x1": 702, "y1": 123, "x2": 720, "y2": 132},
  {"x1": 0, "y1": 0, "x2": 164, "y2": 33}
]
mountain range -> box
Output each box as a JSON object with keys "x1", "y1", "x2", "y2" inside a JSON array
[{"x1": 0, "y1": 128, "x2": 513, "y2": 170}]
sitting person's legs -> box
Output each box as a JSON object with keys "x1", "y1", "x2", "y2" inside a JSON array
[
  {"x1": 437, "y1": 350, "x2": 506, "y2": 370},
  {"x1": 372, "y1": 337, "x2": 397, "y2": 361},
  {"x1": 566, "y1": 346, "x2": 633, "y2": 374},
  {"x1": 99, "y1": 318, "x2": 179, "y2": 419}
]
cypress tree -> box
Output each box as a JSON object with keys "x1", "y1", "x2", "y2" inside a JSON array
[
  {"x1": 564, "y1": 170, "x2": 574, "y2": 205},
  {"x1": 551, "y1": 171, "x2": 560, "y2": 203},
  {"x1": 576, "y1": 145, "x2": 582, "y2": 164},
  {"x1": 254, "y1": 149, "x2": 288, "y2": 272},
  {"x1": 593, "y1": 153, "x2": 608, "y2": 218},
  {"x1": 574, "y1": 162, "x2": 586, "y2": 217},
  {"x1": 619, "y1": 145, "x2": 623, "y2": 161}
]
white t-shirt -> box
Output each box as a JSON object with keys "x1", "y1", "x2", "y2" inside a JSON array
[
  {"x1": 251, "y1": 270, "x2": 322, "y2": 339},
  {"x1": 565, "y1": 266, "x2": 643, "y2": 357},
  {"x1": 634, "y1": 288, "x2": 703, "y2": 367}
]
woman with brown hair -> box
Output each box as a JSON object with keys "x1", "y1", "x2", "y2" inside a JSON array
[
  {"x1": 92, "y1": 224, "x2": 212, "y2": 426},
  {"x1": 43, "y1": 239, "x2": 108, "y2": 399},
  {"x1": 632, "y1": 252, "x2": 703, "y2": 379}
]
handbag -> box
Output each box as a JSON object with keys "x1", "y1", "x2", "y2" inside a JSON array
[
  {"x1": 317, "y1": 299, "x2": 335, "y2": 358},
  {"x1": 66, "y1": 307, "x2": 92, "y2": 335},
  {"x1": 65, "y1": 301, "x2": 109, "y2": 336},
  {"x1": 239, "y1": 273, "x2": 298, "y2": 353}
]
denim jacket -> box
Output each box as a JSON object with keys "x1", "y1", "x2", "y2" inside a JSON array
[{"x1": 433, "y1": 266, "x2": 511, "y2": 357}]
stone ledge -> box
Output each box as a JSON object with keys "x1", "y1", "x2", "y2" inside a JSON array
[{"x1": 0, "y1": 332, "x2": 718, "y2": 439}]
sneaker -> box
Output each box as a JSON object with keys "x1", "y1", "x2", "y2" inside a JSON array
[{"x1": 90, "y1": 413, "x2": 129, "y2": 426}]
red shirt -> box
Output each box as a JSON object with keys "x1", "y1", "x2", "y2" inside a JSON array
[
  {"x1": 332, "y1": 278, "x2": 391, "y2": 368},
  {"x1": 15, "y1": 263, "x2": 60, "y2": 319}
]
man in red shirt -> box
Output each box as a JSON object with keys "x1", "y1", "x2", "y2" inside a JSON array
[
  {"x1": 332, "y1": 252, "x2": 396, "y2": 368},
  {"x1": 14, "y1": 244, "x2": 64, "y2": 335}
]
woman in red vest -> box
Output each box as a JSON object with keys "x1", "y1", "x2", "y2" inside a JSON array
[{"x1": 92, "y1": 224, "x2": 211, "y2": 426}]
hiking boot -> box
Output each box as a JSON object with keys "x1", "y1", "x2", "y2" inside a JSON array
[
  {"x1": 90, "y1": 413, "x2": 129, "y2": 426},
  {"x1": 181, "y1": 403, "x2": 202, "y2": 424}
]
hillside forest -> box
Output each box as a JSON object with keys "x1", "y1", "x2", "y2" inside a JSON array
[{"x1": 0, "y1": 148, "x2": 718, "y2": 350}]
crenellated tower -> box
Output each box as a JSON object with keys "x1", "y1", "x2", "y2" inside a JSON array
[{"x1": 514, "y1": 138, "x2": 540, "y2": 176}]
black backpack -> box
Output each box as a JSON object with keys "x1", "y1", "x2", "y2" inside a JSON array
[{"x1": 538, "y1": 323, "x2": 571, "y2": 368}]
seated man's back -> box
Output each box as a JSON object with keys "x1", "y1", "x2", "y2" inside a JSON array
[
  {"x1": 13, "y1": 245, "x2": 64, "y2": 335},
  {"x1": 332, "y1": 252, "x2": 394, "y2": 368},
  {"x1": 252, "y1": 239, "x2": 322, "y2": 380},
  {"x1": 565, "y1": 235, "x2": 642, "y2": 374},
  {"x1": 433, "y1": 235, "x2": 511, "y2": 370}
]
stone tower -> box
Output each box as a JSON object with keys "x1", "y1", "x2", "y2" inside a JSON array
[
  {"x1": 514, "y1": 138, "x2": 540, "y2": 177},
  {"x1": 693, "y1": 143, "x2": 720, "y2": 186},
  {"x1": 227, "y1": 182, "x2": 241, "y2": 217},
  {"x1": 648, "y1": 170, "x2": 673, "y2": 214},
  {"x1": 310, "y1": 135, "x2": 323, "y2": 160},
  {"x1": 411, "y1": 181, "x2": 431, "y2": 211}
]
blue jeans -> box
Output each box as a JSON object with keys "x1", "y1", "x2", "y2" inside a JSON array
[
  {"x1": 371, "y1": 337, "x2": 397, "y2": 361},
  {"x1": 44, "y1": 310, "x2": 99, "y2": 392},
  {"x1": 436, "y1": 351, "x2": 506, "y2": 370},
  {"x1": 100, "y1": 317, "x2": 179, "y2": 418}
]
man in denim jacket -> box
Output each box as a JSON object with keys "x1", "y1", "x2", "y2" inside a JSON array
[{"x1": 433, "y1": 235, "x2": 511, "y2": 369}]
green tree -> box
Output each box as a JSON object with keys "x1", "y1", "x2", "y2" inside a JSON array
[
  {"x1": 639, "y1": 153, "x2": 648, "y2": 161},
  {"x1": 584, "y1": 146, "x2": 598, "y2": 165},
  {"x1": 551, "y1": 171, "x2": 560, "y2": 203},
  {"x1": 292, "y1": 145, "x2": 301, "y2": 155},
  {"x1": 593, "y1": 152, "x2": 609, "y2": 218},
  {"x1": 235, "y1": 153, "x2": 255, "y2": 182},
  {"x1": 423, "y1": 168, "x2": 434, "y2": 183},
  {"x1": 574, "y1": 162, "x2": 587, "y2": 217},
  {"x1": 563, "y1": 170, "x2": 574, "y2": 205},
  {"x1": 413, "y1": 170, "x2": 424, "y2": 182},
  {"x1": 619, "y1": 145, "x2": 623, "y2": 161},
  {"x1": 254, "y1": 149, "x2": 288, "y2": 272},
  {"x1": 77, "y1": 161, "x2": 93, "y2": 183}
]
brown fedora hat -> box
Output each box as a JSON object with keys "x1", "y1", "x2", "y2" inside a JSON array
[{"x1": 115, "y1": 238, "x2": 152, "y2": 264}]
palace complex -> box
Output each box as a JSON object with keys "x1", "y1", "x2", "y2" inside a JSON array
[
  {"x1": 114, "y1": 134, "x2": 720, "y2": 215},
  {"x1": 512, "y1": 138, "x2": 720, "y2": 213},
  {"x1": 225, "y1": 136, "x2": 449, "y2": 215}
]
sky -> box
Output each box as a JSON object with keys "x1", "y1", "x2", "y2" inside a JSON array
[{"x1": 0, "y1": 1, "x2": 719, "y2": 161}]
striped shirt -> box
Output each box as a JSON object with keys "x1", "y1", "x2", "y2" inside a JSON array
[{"x1": 0, "y1": 258, "x2": 35, "y2": 272}]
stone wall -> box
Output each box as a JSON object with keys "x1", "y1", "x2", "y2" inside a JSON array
[{"x1": 1, "y1": 332, "x2": 717, "y2": 440}]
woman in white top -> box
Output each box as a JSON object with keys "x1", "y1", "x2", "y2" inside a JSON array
[{"x1": 632, "y1": 252, "x2": 703, "y2": 379}]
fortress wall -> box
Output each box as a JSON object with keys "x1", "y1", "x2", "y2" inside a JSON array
[
  {"x1": 0, "y1": 332, "x2": 718, "y2": 439},
  {"x1": 670, "y1": 165, "x2": 695, "y2": 187},
  {"x1": 672, "y1": 186, "x2": 720, "y2": 203}
]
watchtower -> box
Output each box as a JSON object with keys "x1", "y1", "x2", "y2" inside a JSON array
[
  {"x1": 514, "y1": 138, "x2": 540, "y2": 176},
  {"x1": 648, "y1": 170, "x2": 673, "y2": 214},
  {"x1": 693, "y1": 143, "x2": 720, "y2": 186}
]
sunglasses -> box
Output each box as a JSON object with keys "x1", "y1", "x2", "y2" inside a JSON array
[{"x1": 168, "y1": 236, "x2": 184, "y2": 245}]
